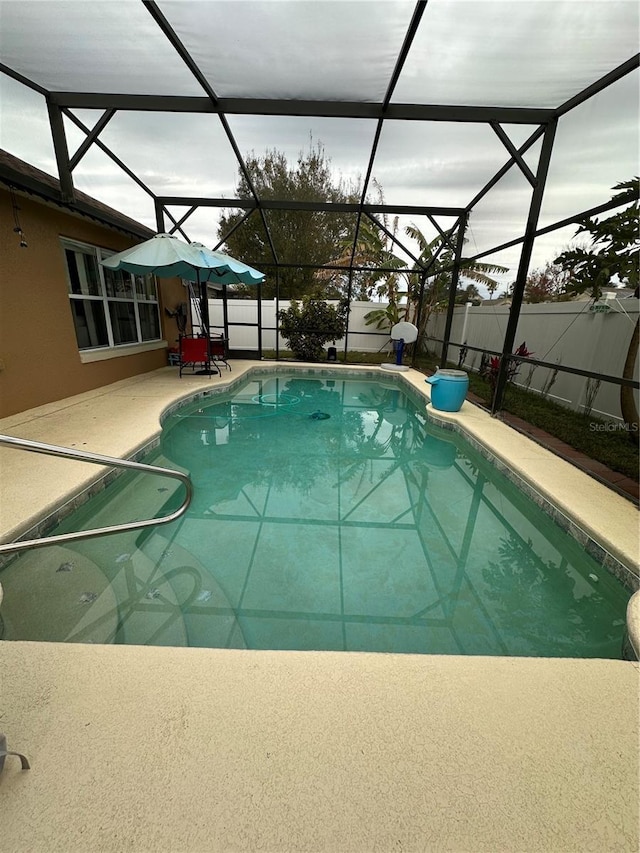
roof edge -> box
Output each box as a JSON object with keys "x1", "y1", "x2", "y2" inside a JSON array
[{"x1": 0, "y1": 149, "x2": 154, "y2": 240}]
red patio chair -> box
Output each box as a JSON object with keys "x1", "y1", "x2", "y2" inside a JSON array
[
  {"x1": 209, "y1": 338, "x2": 231, "y2": 371},
  {"x1": 178, "y1": 336, "x2": 220, "y2": 377}
]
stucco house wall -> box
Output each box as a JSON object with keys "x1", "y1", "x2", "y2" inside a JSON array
[{"x1": 0, "y1": 164, "x2": 187, "y2": 418}]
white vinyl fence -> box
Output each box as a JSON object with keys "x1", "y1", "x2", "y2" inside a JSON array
[
  {"x1": 425, "y1": 299, "x2": 639, "y2": 424},
  {"x1": 194, "y1": 296, "x2": 639, "y2": 423},
  {"x1": 197, "y1": 299, "x2": 393, "y2": 354}
]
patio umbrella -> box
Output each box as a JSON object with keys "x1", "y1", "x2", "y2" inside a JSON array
[
  {"x1": 189, "y1": 243, "x2": 264, "y2": 341},
  {"x1": 190, "y1": 243, "x2": 264, "y2": 287},
  {"x1": 100, "y1": 233, "x2": 264, "y2": 345}
]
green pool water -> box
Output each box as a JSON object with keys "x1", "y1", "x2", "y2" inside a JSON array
[{"x1": 0, "y1": 373, "x2": 631, "y2": 657}]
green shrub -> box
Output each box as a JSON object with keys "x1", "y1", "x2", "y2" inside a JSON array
[{"x1": 277, "y1": 297, "x2": 348, "y2": 362}]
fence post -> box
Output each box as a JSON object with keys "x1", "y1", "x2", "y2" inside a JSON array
[
  {"x1": 411, "y1": 271, "x2": 428, "y2": 367},
  {"x1": 275, "y1": 268, "x2": 280, "y2": 359},
  {"x1": 459, "y1": 301, "x2": 474, "y2": 365}
]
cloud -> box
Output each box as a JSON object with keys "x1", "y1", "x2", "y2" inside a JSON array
[{"x1": 1, "y1": 0, "x2": 637, "y2": 295}]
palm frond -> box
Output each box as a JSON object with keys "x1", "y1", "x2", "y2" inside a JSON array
[
  {"x1": 461, "y1": 259, "x2": 509, "y2": 275},
  {"x1": 405, "y1": 224, "x2": 444, "y2": 255}
]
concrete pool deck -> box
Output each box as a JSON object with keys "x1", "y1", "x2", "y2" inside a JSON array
[{"x1": 1, "y1": 362, "x2": 639, "y2": 852}]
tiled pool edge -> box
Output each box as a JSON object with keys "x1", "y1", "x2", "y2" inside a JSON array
[
  {"x1": 0, "y1": 436, "x2": 163, "y2": 572},
  {"x1": 627, "y1": 592, "x2": 640, "y2": 658},
  {"x1": 161, "y1": 363, "x2": 640, "y2": 593},
  {"x1": 159, "y1": 363, "x2": 397, "y2": 421},
  {"x1": 0, "y1": 365, "x2": 316, "y2": 564},
  {"x1": 2, "y1": 362, "x2": 638, "y2": 596},
  {"x1": 430, "y1": 414, "x2": 639, "y2": 592},
  {"x1": 416, "y1": 400, "x2": 639, "y2": 594}
]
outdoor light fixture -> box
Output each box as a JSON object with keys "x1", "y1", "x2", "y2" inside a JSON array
[{"x1": 9, "y1": 186, "x2": 27, "y2": 248}]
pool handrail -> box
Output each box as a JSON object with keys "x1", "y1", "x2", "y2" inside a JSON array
[{"x1": 0, "y1": 434, "x2": 193, "y2": 554}]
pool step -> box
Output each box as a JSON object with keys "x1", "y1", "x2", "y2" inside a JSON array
[
  {"x1": 0, "y1": 541, "x2": 192, "y2": 648},
  {"x1": 107, "y1": 547, "x2": 189, "y2": 648},
  {"x1": 0, "y1": 544, "x2": 119, "y2": 644},
  {"x1": 138, "y1": 531, "x2": 247, "y2": 649}
]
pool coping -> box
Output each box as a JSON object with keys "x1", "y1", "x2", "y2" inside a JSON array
[
  {"x1": 1, "y1": 363, "x2": 638, "y2": 851},
  {"x1": 1, "y1": 641, "x2": 637, "y2": 853},
  {"x1": 1, "y1": 362, "x2": 638, "y2": 592}
]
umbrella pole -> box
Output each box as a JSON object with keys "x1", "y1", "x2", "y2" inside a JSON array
[
  {"x1": 222, "y1": 285, "x2": 229, "y2": 344},
  {"x1": 199, "y1": 273, "x2": 211, "y2": 339},
  {"x1": 199, "y1": 272, "x2": 214, "y2": 375}
]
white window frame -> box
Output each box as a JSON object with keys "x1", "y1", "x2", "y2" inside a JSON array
[{"x1": 62, "y1": 238, "x2": 162, "y2": 352}]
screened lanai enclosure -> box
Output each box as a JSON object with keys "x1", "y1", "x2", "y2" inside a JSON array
[{"x1": 1, "y1": 0, "x2": 638, "y2": 414}]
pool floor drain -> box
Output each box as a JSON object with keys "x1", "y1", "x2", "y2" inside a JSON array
[{"x1": 310, "y1": 411, "x2": 331, "y2": 420}]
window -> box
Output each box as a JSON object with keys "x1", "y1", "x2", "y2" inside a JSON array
[{"x1": 63, "y1": 240, "x2": 161, "y2": 350}]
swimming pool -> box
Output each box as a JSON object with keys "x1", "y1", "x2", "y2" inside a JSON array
[{"x1": 0, "y1": 372, "x2": 631, "y2": 657}]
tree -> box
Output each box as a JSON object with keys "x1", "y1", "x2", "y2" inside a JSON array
[
  {"x1": 399, "y1": 224, "x2": 508, "y2": 348},
  {"x1": 217, "y1": 140, "x2": 360, "y2": 299},
  {"x1": 319, "y1": 182, "x2": 408, "y2": 301},
  {"x1": 362, "y1": 300, "x2": 407, "y2": 332},
  {"x1": 486, "y1": 281, "x2": 498, "y2": 300},
  {"x1": 556, "y1": 179, "x2": 639, "y2": 298},
  {"x1": 523, "y1": 259, "x2": 573, "y2": 303},
  {"x1": 555, "y1": 178, "x2": 639, "y2": 441},
  {"x1": 277, "y1": 296, "x2": 349, "y2": 362},
  {"x1": 499, "y1": 284, "x2": 514, "y2": 300},
  {"x1": 457, "y1": 283, "x2": 481, "y2": 304}
]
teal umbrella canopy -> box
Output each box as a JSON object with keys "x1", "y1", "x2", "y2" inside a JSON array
[
  {"x1": 99, "y1": 234, "x2": 265, "y2": 348},
  {"x1": 190, "y1": 243, "x2": 265, "y2": 286},
  {"x1": 100, "y1": 233, "x2": 264, "y2": 285},
  {"x1": 100, "y1": 233, "x2": 211, "y2": 280}
]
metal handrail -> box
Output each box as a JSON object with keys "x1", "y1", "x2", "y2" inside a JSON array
[{"x1": 0, "y1": 434, "x2": 193, "y2": 554}]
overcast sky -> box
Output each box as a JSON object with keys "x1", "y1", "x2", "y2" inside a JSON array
[{"x1": 1, "y1": 0, "x2": 638, "y2": 296}]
